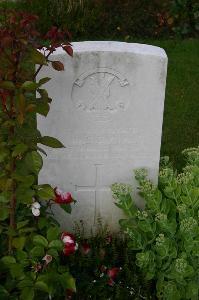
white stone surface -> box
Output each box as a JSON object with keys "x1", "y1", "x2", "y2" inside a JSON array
[{"x1": 37, "y1": 41, "x2": 167, "y2": 232}]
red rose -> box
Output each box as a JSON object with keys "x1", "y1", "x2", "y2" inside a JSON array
[
  {"x1": 61, "y1": 232, "x2": 78, "y2": 256},
  {"x1": 63, "y1": 243, "x2": 76, "y2": 256},
  {"x1": 54, "y1": 187, "x2": 73, "y2": 204}
]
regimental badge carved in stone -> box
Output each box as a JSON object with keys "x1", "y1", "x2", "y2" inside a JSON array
[{"x1": 71, "y1": 68, "x2": 130, "y2": 112}]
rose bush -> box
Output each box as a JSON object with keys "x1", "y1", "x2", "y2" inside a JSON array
[{"x1": 0, "y1": 10, "x2": 76, "y2": 299}]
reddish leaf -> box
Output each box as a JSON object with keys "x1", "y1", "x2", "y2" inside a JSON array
[
  {"x1": 51, "y1": 61, "x2": 64, "y2": 71},
  {"x1": 45, "y1": 26, "x2": 58, "y2": 40},
  {"x1": 62, "y1": 45, "x2": 73, "y2": 57}
]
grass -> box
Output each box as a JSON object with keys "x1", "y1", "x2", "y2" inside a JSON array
[{"x1": 155, "y1": 39, "x2": 199, "y2": 170}]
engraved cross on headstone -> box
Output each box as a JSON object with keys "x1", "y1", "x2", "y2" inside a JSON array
[{"x1": 74, "y1": 164, "x2": 109, "y2": 224}]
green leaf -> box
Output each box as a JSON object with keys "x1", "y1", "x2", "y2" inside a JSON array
[
  {"x1": 0, "y1": 207, "x2": 9, "y2": 221},
  {"x1": 20, "y1": 287, "x2": 34, "y2": 300},
  {"x1": 47, "y1": 226, "x2": 60, "y2": 242},
  {"x1": 59, "y1": 272, "x2": 76, "y2": 292},
  {"x1": 16, "y1": 250, "x2": 28, "y2": 261},
  {"x1": 39, "y1": 136, "x2": 65, "y2": 148},
  {"x1": 21, "y1": 81, "x2": 38, "y2": 91},
  {"x1": 31, "y1": 49, "x2": 47, "y2": 65},
  {"x1": 35, "y1": 281, "x2": 49, "y2": 293},
  {"x1": 36, "y1": 101, "x2": 50, "y2": 116},
  {"x1": 48, "y1": 240, "x2": 63, "y2": 250},
  {"x1": 1, "y1": 256, "x2": 16, "y2": 266},
  {"x1": 33, "y1": 235, "x2": 48, "y2": 248},
  {"x1": 38, "y1": 217, "x2": 48, "y2": 230},
  {"x1": 0, "y1": 80, "x2": 15, "y2": 90},
  {"x1": 38, "y1": 77, "x2": 51, "y2": 86},
  {"x1": 12, "y1": 144, "x2": 28, "y2": 157},
  {"x1": 138, "y1": 219, "x2": 153, "y2": 232},
  {"x1": 30, "y1": 246, "x2": 45, "y2": 258},
  {"x1": 14, "y1": 175, "x2": 35, "y2": 187},
  {"x1": 47, "y1": 248, "x2": 59, "y2": 258},
  {"x1": 60, "y1": 203, "x2": 72, "y2": 214},
  {"x1": 10, "y1": 263, "x2": 24, "y2": 278},
  {"x1": 0, "y1": 148, "x2": 9, "y2": 162},
  {"x1": 37, "y1": 184, "x2": 55, "y2": 200},
  {"x1": 0, "y1": 193, "x2": 9, "y2": 204},
  {"x1": 16, "y1": 187, "x2": 35, "y2": 204},
  {"x1": 0, "y1": 285, "x2": 9, "y2": 298},
  {"x1": 25, "y1": 151, "x2": 43, "y2": 175},
  {"x1": 18, "y1": 279, "x2": 33, "y2": 289},
  {"x1": 12, "y1": 236, "x2": 26, "y2": 250}
]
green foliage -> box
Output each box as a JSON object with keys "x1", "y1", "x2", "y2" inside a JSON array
[
  {"x1": 170, "y1": 0, "x2": 199, "y2": 36},
  {"x1": 0, "y1": 0, "x2": 198, "y2": 39},
  {"x1": 0, "y1": 9, "x2": 75, "y2": 299},
  {"x1": 111, "y1": 147, "x2": 199, "y2": 299}
]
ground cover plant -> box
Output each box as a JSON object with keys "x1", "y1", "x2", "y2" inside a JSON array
[
  {"x1": 0, "y1": 9, "x2": 77, "y2": 299},
  {"x1": 111, "y1": 147, "x2": 199, "y2": 300}
]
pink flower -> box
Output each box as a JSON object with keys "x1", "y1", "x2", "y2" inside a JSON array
[
  {"x1": 42, "y1": 254, "x2": 52, "y2": 265},
  {"x1": 107, "y1": 267, "x2": 120, "y2": 280},
  {"x1": 54, "y1": 187, "x2": 73, "y2": 204},
  {"x1": 81, "y1": 242, "x2": 91, "y2": 255},
  {"x1": 61, "y1": 232, "x2": 78, "y2": 256}
]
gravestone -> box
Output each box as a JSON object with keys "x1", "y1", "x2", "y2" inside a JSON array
[{"x1": 37, "y1": 41, "x2": 167, "y2": 232}]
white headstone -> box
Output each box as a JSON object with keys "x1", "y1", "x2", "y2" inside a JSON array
[{"x1": 38, "y1": 41, "x2": 167, "y2": 232}]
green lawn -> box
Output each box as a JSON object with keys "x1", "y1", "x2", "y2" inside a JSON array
[{"x1": 143, "y1": 39, "x2": 199, "y2": 170}]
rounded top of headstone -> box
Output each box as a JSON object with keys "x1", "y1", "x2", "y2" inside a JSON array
[{"x1": 53, "y1": 41, "x2": 167, "y2": 59}]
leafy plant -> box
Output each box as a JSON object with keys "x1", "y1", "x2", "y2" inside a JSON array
[
  {"x1": 111, "y1": 147, "x2": 199, "y2": 300},
  {"x1": 0, "y1": 9, "x2": 76, "y2": 299},
  {"x1": 170, "y1": 0, "x2": 199, "y2": 36}
]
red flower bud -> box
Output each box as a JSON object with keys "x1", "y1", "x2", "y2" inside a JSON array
[{"x1": 107, "y1": 267, "x2": 120, "y2": 280}]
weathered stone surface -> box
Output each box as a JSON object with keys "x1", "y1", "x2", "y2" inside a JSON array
[{"x1": 38, "y1": 41, "x2": 167, "y2": 232}]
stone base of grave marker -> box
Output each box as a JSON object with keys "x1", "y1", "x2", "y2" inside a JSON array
[{"x1": 37, "y1": 42, "x2": 167, "y2": 233}]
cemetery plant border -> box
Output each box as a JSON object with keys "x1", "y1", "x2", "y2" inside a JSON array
[
  {"x1": 111, "y1": 147, "x2": 199, "y2": 300},
  {"x1": 0, "y1": 10, "x2": 76, "y2": 299}
]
